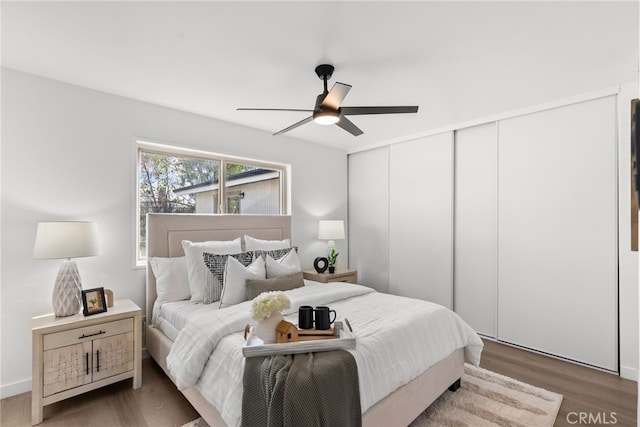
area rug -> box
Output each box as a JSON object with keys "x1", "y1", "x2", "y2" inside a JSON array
[{"x1": 183, "y1": 363, "x2": 563, "y2": 427}]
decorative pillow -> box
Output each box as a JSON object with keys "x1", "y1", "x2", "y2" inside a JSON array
[
  {"x1": 254, "y1": 247, "x2": 298, "y2": 262},
  {"x1": 219, "y1": 256, "x2": 266, "y2": 308},
  {"x1": 182, "y1": 238, "x2": 242, "y2": 302},
  {"x1": 265, "y1": 248, "x2": 302, "y2": 278},
  {"x1": 149, "y1": 256, "x2": 191, "y2": 303},
  {"x1": 245, "y1": 271, "x2": 305, "y2": 300},
  {"x1": 202, "y1": 251, "x2": 255, "y2": 304},
  {"x1": 244, "y1": 235, "x2": 291, "y2": 251}
]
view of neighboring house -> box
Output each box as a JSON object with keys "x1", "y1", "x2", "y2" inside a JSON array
[{"x1": 174, "y1": 169, "x2": 281, "y2": 215}]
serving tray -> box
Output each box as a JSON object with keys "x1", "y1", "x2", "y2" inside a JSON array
[{"x1": 242, "y1": 320, "x2": 355, "y2": 358}]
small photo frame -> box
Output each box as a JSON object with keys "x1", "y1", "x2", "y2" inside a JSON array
[{"x1": 82, "y1": 287, "x2": 107, "y2": 316}]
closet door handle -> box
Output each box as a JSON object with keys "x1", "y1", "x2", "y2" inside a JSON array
[
  {"x1": 96, "y1": 350, "x2": 100, "y2": 372},
  {"x1": 85, "y1": 353, "x2": 89, "y2": 375}
]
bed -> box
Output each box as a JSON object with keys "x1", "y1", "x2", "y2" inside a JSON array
[{"x1": 145, "y1": 213, "x2": 483, "y2": 427}]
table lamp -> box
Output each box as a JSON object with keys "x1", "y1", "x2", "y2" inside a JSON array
[
  {"x1": 318, "y1": 220, "x2": 345, "y2": 255},
  {"x1": 34, "y1": 221, "x2": 101, "y2": 317}
]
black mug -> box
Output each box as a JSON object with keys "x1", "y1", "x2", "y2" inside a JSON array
[
  {"x1": 298, "y1": 305, "x2": 314, "y2": 329},
  {"x1": 314, "y1": 306, "x2": 337, "y2": 330}
]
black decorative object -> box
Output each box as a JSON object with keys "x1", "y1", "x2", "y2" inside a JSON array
[{"x1": 313, "y1": 257, "x2": 328, "y2": 273}]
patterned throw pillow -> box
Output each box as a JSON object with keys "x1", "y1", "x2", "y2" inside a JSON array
[
  {"x1": 253, "y1": 247, "x2": 298, "y2": 262},
  {"x1": 202, "y1": 251, "x2": 255, "y2": 304}
]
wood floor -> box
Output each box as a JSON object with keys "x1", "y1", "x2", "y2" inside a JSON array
[
  {"x1": 2, "y1": 339, "x2": 636, "y2": 427},
  {"x1": 481, "y1": 339, "x2": 637, "y2": 427}
]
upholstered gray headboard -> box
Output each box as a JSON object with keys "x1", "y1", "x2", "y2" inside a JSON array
[{"x1": 145, "y1": 213, "x2": 292, "y2": 322}]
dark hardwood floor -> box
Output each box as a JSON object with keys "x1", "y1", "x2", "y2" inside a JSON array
[{"x1": 2, "y1": 340, "x2": 636, "y2": 426}]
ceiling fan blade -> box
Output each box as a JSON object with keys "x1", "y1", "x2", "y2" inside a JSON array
[
  {"x1": 237, "y1": 108, "x2": 313, "y2": 112},
  {"x1": 341, "y1": 106, "x2": 419, "y2": 115},
  {"x1": 273, "y1": 116, "x2": 314, "y2": 135},
  {"x1": 321, "y1": 82, "x2": 352, "y2": 110},
  {"x1": 336, "y1": 116, "x2": 364, "y2": 136}
]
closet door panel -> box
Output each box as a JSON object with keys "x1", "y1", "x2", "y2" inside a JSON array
[
  {"x1": 454, "y1": 123, "x2": 498, "y2": 337},
  {"x1": 348, "y1": 147, "x2": 390, "y2": 293},
  {"x1": 389, "y1": 132, "x2": 453, "y2": 308},
  {"x1": 498, "y1": 96, "x2": 617, "y2": 371}
]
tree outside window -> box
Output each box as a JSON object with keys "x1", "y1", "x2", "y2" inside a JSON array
[{"x1": 137, "y1": 144, "x2": 285, "y2": 264}]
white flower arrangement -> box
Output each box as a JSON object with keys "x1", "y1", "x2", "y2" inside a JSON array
[{"x1": 251, "y1": 291, "x2": 291, "y2": 321}]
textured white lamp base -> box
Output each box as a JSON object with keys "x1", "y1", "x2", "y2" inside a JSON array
[{"x1": 52, "y1": 259, "x2": 82, "y2": 317}]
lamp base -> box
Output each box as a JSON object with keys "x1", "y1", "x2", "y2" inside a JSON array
[{"x1": 52, "y1": 259, "x2": 82, "y2": 317}]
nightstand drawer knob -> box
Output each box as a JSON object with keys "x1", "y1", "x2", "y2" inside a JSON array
[{"x1": 79, "y1": 330, "x2": 105, "y2": 339}]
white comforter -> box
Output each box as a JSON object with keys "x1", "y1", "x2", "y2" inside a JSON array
[{"x1": 167, "y1": 282, "x2": 483, "y2": 427}]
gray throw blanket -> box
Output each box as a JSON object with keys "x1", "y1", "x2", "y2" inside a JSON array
[{"x1": 242, "y1": 351, "x2": 361, "y2": 427}]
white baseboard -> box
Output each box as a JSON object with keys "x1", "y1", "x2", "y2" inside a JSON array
[
  {"x1": 620, "y1": 365, "x2": 638, "y2": 382},
  {"x1": 0, "y1": 378, "x2": 31, "y2": 399}
]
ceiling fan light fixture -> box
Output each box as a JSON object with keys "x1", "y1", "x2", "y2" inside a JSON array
[{"x1": 313, "y1": 111, "x2": 340, "y2": 125}]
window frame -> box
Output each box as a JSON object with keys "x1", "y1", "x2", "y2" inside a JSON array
[{"x1": 135, "y1": 140, "x2": 289, "y2": 267}]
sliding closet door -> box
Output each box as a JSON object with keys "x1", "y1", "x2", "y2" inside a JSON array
[
  {"x1": 389, "y1": 133, "x2": 453, "y2": 308},
  {"x1": 454, "y1": 123, "x2": 498, "y2": 337},
  {"x1": 498, "y1": 96, "x2": 617, "y2": 371},
  {"x1": 348, "y1": 147, "x2": 390, "y2": 293}
]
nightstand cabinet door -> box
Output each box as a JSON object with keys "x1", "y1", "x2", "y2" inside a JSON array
[
  {"x1": 92, "y1": 332, "x2": 134, "y2": 382},
  {"x1": 43, "y1": 341, "x2": 92, "y2": 397}
]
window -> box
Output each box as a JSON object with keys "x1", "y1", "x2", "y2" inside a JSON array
[{"x1": 136, "y1": 141, "x2": 287, "y2": 265}]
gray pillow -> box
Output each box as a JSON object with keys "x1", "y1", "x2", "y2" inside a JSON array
[{"x1": 245, "y1": 271, "x2": 305, "y2": 300}]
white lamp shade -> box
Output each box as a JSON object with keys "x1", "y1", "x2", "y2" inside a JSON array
[
  {"x1": 34, "y1": 221, "x2": 101, "y2": 259},
  {"x1": 318, "y1": 220, "x2": 345, "y2": 240}
]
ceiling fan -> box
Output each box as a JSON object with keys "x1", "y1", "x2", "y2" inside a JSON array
[{"x1": 237, "y1": 64, "x2": 419, "y2": 136}]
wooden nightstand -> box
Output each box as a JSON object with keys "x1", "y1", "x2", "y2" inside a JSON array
[
  {"x1": 31, "y1": 298, "x2": 142, "y2": 425},
  {"x1": 303, "y1": 269, "x2": 358, "y2": 284}
]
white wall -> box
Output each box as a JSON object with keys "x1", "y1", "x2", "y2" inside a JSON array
[{"x1": 0, "y1": 68, "x2": 348, "y2": 397}]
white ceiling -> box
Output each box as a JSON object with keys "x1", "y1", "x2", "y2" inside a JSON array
[{"x1": 2, "y1": 1, "x2": 638, "y2": 151}]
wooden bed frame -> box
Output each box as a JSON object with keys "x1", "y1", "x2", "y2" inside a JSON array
[{"x1": 145, "y1": 213, "x2": 463, "y2": 427}]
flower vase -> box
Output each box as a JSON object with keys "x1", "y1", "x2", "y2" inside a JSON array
[{"x1": 254, "y1": 312, "x2": 284, "y2": 344}]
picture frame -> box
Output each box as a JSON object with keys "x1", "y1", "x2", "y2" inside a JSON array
[{"x1": 81, "y1": 287, "x2": 108, "y2": 316}]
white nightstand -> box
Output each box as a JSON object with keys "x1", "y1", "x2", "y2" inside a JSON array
[
  {"x1": 31, "y1": 298, "x2": 142, "y2": 425},
  {"x1": 303, "y1": 269, "x2": 358, "y2": 284}
]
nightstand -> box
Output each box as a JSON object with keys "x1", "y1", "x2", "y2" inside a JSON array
[
  {"x1": 31, "y1": 298, "x2": 142, "y2": 425},
  {"x1": 303, "y1": 269, "x2": 358, "y2": 284}
]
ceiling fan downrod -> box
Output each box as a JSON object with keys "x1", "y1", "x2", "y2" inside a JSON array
[{"x1": 315, "y1": 64, "x2": 335, "y2": 94}]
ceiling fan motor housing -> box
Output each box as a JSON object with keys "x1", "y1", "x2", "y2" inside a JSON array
[{"x1": 315, "y1": 64, "x2": 335, "y2": 81}]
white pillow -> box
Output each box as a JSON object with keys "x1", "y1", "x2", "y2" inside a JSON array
[
  {"x1": 244, "y1": 235, "x2": 291, "y2": 251},
  {"x1": 149, "y1": 256, "x2": 191, "y2": 303},
  {"x1": 220, "y1": 256, "x2": 266, "y2": 308},
  {"x1": 266, "y1": 249, "x2": 301, "y2": 278},
  {"x1": 182, "y1": 238, "x2": 242, "y2": 302}
]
